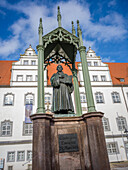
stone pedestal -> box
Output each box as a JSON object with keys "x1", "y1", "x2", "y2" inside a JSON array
[{"x1": 30, "y1": 112, "x2": 110, "y2": 170}]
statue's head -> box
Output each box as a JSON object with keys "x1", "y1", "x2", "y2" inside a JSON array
[{"x1": 57, "y1": 65, "x2": 63, "y2": 72}]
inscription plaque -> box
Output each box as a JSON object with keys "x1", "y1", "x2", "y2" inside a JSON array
[{"x1": 58, "y1": 133, "x2": 79, "y2": 153}]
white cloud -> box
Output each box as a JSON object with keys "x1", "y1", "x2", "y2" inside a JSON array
[
  {"x1": 99, "y1": 12, "x2": 125, "y2": 26},
  {"x1": 0, "y1": 36, "x2": 20, "y2": 58},
  {"x1": 102, "y1": 56, "x2": 115, "y2": 63},
  {"x1": 0, "y1": 0, "x2": 127, "y2": 59},
  {"x1": 108, "y1": 0, "x2": 116, "y2": 7}
]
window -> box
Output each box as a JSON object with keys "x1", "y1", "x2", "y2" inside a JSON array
[
  {"x1": 80, "y1": 93, "x2": 86, "y2": 103},
  {"x1": 23, "y1": 123, "x2": 33, "y2": 135},
  {"x1": 111, "y1": 92, "x2": 121, "y2": 103},
  {"x1": 1, "y1": 120, "x2": 13, "y2": 136},
  {"x1": 87, "y1": 62, "x2": 91, "y2": 66},
  {"x1": 8, "y1": 166, "x2": 13, "y2": 170},
  {"x1": 102, "y1": 117, "x2": 110, "y2": 131},
  {"x1": 17, "y1": 151, "x2": 25, "y2": 161},
  {"x1": 27, "y1": 151, "x2": 32, "y2": 161},
  {"x1": 25, "y1": 93, "x2": 34, "y2": 105},
  {"x1": 93, "y1": 75, "x2": 98, "y2": 81},
  {"x1": 26, "y1": 75, "x2": 32, "y2": 81},
  {"x1": 106, "y1": 142, "x2": 119, "y2": 155},
  {"x1": 17, "y1": 75, "x2": 23, "y2": 81},
  {"x1": 120, "y1": 78, "x2": 125, "y2": 82},
  {"x1": 45, "y1": 93, "x2": 51, "y2": 104},
  {"x1": 7, "y1": 152, "x2": 15, "y2": 162},
  {"x1": 29, "y1": 53, "x2": 31, "y2": 56},
  {"x1": 101, "y1": 76, "x2": 106, "y2": 81},
  {"x1": 31, "y1": 60, "x2": 36, "y2": 65},
  {"x1": 4, "y1": 93, "x2": 14, "y2": 105},
  {"x1": 94, "y1": 62, "x2": 98, "y2": 66},
  {"x1": 95, "y1": 92, "x2": 104, "y2": 103},
  {"x1": 116, "y1": 116, "x2": 127, "y2": 131},
  {"x1": 90, "y1": 54, "x2": 92, "y2": 57},
  {"x1": 24, "y1": 60, "x2": 28, "y2": 65}
]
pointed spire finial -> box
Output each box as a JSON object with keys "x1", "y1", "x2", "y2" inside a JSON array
[
  {"x1": 38, "y1": 18, "x2": 43, "y2": 45},
  {"x1": 72, "y1": 21, "x2": 76, "y2": 35},
  {"x1": 39, "y1": 18, "x2": 43, "y2": 35},
  {"x1": 77, "y1": 20, "x2": 83, "y2": 46},
  {"x1": 57, "y1": 6, "x2": 62, "y2": 27},
  {"x1": 77, "y1": 20, "x2": 81, "y2": 36}
]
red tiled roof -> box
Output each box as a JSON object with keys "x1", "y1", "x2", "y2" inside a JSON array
[
  {"x1": 1, "y1": 61, "x2": 128, "y2": 86},
  {"x1": 0, "y1": 61, "x2": 16, "y2": 86},
  {"x1": 107, "y1": 63, "x2": 128, "y2": 85},
  {"x1": 47, "y1": 62, "x2": 80, "y2": 86}
]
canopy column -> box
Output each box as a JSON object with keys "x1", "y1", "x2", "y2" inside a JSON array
[
  {"x1": 36, "y1": 18, "x2": 45, "y2": 113},
  {"x1": 72, "y1": 63, "x2": 82, "y2": 115},
  {"x1": 77, "y1": 20, "x2": 96, "y2": 112}
]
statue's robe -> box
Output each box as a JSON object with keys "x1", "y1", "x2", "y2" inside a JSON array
[{"x1": 50, "y1": 71, "x2": 74, "y2": 114}]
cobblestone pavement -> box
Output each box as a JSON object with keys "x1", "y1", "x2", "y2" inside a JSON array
[{"x1": 111, "y1": 162, "x2": 128, "y2": 170}]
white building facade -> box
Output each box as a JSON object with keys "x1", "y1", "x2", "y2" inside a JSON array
[{"x1": 0, "y1": 45, "x2": 128, "y2": 170}]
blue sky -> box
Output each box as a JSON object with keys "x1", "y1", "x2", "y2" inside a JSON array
[{"x1": 0, "y1": 0, "x2": 128, "y2": 62}]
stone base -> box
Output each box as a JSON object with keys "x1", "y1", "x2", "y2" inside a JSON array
[{"x1": 30, "y1": 112, "x2": 110, "y2": 170}]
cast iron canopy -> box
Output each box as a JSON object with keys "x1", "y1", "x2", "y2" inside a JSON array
[{"x1": 42, "y1": 25, "x2": 79, "y2": 64}]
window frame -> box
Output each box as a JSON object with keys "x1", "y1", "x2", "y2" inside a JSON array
[
  {"x1": 93, "y1": 75, "x2": 98, "y2": 82},
  {"x1": 94, "y1": 62, "x2": 98, "y2": 66},
  {"x1": 31, "y1": 60, "x2": 36, "y2": 65},
  {"x1": 7, "y1": 151, "x2": 15, "y2": 162},
  {"x1": 8, "y1": 166, "x2": 13, "y2": 170},
  {"x1": 26, "y1": 75, "x2": 33, "y2": 82},
  {"x1": 1, "y1": 120, "x2": 13, "y2": 137},
  {"x1": 116, "y1": 116, "x2": 127, "y2": 131},
  {"x1": 25, "y1": 93, "x2": 34, "y2": 105},
  {"x1": 106, "y1": 142, "x2": 119, "y2": 155},
  {"x1": 4, "y1": 93, "x2": 14, "y2": 106},
  {"x1": 45, "y1": 93, "x2": 52, "y2": 104},
  {"x1": 27, "y1": 150, "x2": 32, "y2": 161},
  {"x1": 101, "y1": 75, "x2": 106, "y2": 82},
  {"x1": 17, "y1": 75, "x2": 23, "y2": 81},
  {"x1": 95, "y1": 92, "x2": 104, "y2": 104},
  {"x1": 102, "y1": 117, "x2": 110, "y2": 131},
  {"x1": 23, "y1": 122, "x2": 33, "y2": 136},
  {"x1": 17, "y1": 151, "x2": 25, "y2": 162},
  {"x1": 87, "y1": 62, "x2": 91, "y2": 66},
  {"x1": 80, "y1": 93, "x2": 86, "y2": 103},
  {"x1": 23, "y1": 60, "x2": 29, "y2": 65},
  {"x1": 111, "y1": 92, "x2": 121, "y2": 103}
]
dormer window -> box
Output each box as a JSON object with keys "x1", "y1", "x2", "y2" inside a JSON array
[
  {"x1": 119, "y1": 78, "x2": 125, "y2": 82},
  {"x1": 94, "y1": 62, "x2": 98, "y2": 66},
  {"x1": 87, "y1": 62, "x2": 91, "y2": 66},
  {"x1": 31, "y1": 60, "x2": 36, "y2": 65},
  {"x1": 24, "y1": 60, "x2": 28, "y2": 65},
  {"x1": 26, "y1": 75, "x2": 32, "y2": 81},
  {"x1": 17, "y1": 75, "x2": 23, "y2": 81}
]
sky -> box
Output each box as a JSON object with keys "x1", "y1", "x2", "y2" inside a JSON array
[{"x1": 0, "y1": 0, "x2": 128, "y2": 62}]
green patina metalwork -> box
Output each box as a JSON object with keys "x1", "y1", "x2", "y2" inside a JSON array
[
  {"x1": 77, "y1": 20, "x2": 96, "y2": 112},
  {"x1": 36, "y1": 6, "x2": 96, "y2": 115},
  {"x1": 36, "y1": 18, "x2": 45, "y2": 113},
  {"x1": 72, "y1": 63, "x2": 82, "y2": 115}
]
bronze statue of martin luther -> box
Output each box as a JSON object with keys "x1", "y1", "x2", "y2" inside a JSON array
[{"x1": 50, "y1": 65, "x2": 74, "y2": 114}]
